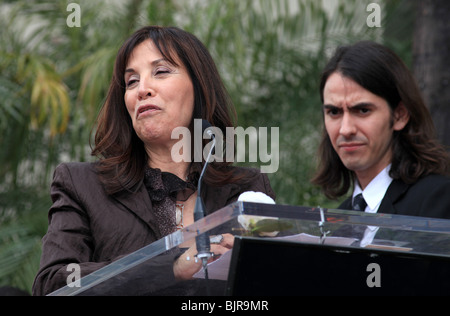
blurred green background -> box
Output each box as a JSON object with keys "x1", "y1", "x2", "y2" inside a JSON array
[{"x1": 0, "y1": 0, "x2": 427, "y2": 293}]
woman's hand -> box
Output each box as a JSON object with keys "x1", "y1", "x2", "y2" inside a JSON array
[{"x1": 173, "y1": 233, "x2": 234, "y2": 280}]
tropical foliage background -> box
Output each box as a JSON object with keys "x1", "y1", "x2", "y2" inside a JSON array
[{"x1": 0, "y1": 0, "x2": 418, "y2": 293}]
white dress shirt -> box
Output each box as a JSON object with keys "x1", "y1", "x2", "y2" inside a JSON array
[{"x1": 352, "y1": 164, "x2": 393, "y2": 246}]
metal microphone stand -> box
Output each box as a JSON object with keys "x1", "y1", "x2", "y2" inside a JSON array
[{"x1": 193, "y1": 132, "x2": 216, "y2": 295}]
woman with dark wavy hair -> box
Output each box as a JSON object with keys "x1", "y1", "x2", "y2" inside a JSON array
[
  {"x1": 33, "y1": 26, "x2": 275, "y2": 296},
  {"x1": 312, "y1": 40, "x2": 450, "y2": 219}
]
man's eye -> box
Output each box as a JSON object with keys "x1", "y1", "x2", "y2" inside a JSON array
[
  {"x1": 326, "y1": 108, "x2": 341, "y2": 116},
  {"x1": 358, "y1": 108, "x2": 370, "y2": 115}
]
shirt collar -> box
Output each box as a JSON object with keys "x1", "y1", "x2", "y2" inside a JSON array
[{"x1": 353, "y1": 164, "x2": 393, "y2": 213}]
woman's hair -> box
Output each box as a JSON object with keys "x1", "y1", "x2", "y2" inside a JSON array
[
  {"x1": 312, "y1": 40, "x2": 450, "y2": 200},
  {"x1": 91, "y1": 26, "x2": 247, "y2": 195}
]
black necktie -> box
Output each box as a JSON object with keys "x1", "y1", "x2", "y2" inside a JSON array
[
  {"x1": 352, "y1": 193, "x2": 367, "y2": 212},
  {"x1": 351, "y1": 193, "x2": 368, "y2": 242}
]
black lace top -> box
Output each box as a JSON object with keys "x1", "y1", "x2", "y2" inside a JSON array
[{"x1": 142, "y1": 167, "x2": 198, "y2": 237}]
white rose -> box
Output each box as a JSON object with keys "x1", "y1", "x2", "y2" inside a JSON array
[{"x1": 237, "y1": 191, "x2": 275, "y2": 204}]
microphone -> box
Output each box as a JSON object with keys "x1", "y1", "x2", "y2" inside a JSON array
[
  {"x1": 194, "y1": 119, "x2": 216, "y2": 222},
  {"x1": 193, "y1": 120, "x2": 216, "y2": 285}
]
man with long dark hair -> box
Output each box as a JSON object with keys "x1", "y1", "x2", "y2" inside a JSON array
[{"x1": 312, "y1": 41, "x2": 450, "y2": 219}]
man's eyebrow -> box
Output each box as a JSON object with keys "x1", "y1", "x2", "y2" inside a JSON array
[
  {"x1": 349, "y1": 102, "x2": 375, "y2": 109},
  {"x1": 322, "y1": 102, "x2": 375, "y2": 110},
  {"x1": 322, "y1": 104, "x2": 339, "y2": 110}
]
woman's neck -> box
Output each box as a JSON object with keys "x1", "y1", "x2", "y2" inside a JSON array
[{"x1": 146, "y1": 145, "x2": 190, "y2": 180}]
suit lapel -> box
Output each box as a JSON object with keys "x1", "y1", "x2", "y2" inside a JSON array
[
  {"x1": 378, "y1": 179, "x2": 409, "y2": 215},
  {"x1": 111, "y1": 182, "x2": 161, "y2": 237},
  {"x1": 338, "y1": 197, "x2": 353, "y2": 210}
]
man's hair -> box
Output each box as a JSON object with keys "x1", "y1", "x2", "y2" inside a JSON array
[{"x1": 312, "y1": 41, "x2": 449, "y2": 199}]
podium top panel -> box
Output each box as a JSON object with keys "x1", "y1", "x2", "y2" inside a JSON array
[{"x1": 48, "y1": 201, "x2": 450, "y2": 296}]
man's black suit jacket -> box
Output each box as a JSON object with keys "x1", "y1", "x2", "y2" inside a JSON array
[{"x1": 339, "y1": 174, "x2": 450, "y2": 219}]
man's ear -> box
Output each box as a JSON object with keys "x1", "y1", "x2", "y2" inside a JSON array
[{"x1": 393, "y1": 102, "x2": 410, "y2": 131}]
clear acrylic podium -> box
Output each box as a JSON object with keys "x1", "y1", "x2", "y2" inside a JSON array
[{"x1": 48, "y1": 202, "x2": 450, "y2": 296}]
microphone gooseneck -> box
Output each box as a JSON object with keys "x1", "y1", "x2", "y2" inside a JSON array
[
  {"x1": 193, "y1": 120, "x2": 216, "y2": 293},
  {"x1": 193, "y1": 119, "x2": 216, "y2": 221}
]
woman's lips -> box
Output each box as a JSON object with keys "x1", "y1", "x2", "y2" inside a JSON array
[{"x1": 136, "y1": 104, "x2": 161, "y2": 118}]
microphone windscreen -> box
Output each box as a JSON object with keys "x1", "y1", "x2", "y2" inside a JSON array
[
  {"x1": 201, "y1": 119, "x2": 215, "y2": 138},
  {"x1": 201, "y1": 119, "x2": 212, "y2": 132}
]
